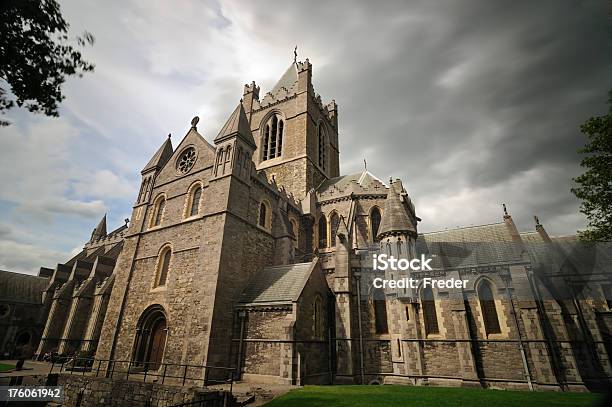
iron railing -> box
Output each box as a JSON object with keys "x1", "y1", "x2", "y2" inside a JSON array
[{"x1": 48, "y1": 357, "x2": 236, "y2": 395}]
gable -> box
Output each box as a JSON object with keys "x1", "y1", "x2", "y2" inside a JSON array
[{"x1": 154, "y1": 127, "x2": 216, "y2": 185}]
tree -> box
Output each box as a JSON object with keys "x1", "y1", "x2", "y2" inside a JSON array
[
  {"x1": 571, "y1": 92, "x2": 612, "y2": 241},
  {"x1": 0, "y1": 0, "x2": 94, "y2": 126}
]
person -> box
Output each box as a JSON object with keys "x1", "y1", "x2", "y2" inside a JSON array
[{"x1": 15, "y1": 358, "x2": 24, "y2": 371}]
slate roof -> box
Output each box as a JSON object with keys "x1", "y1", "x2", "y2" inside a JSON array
[
  {"x1": 377, "y1": 183, "x2": 416, "y2": 238},
  {"x1": 259, "y1": 62, "x2": 300, "y2": 107},
  {"x1": 521, "y1": 231, "x2": 612, "y2": 278},
  {"x1": 270, "y1": 62, "x2": 298, "y2": 96},
  {"x1": 552, "y1": 236, "x2": 612, "y2": 275},
  {"x1": 0, "y1": 270, "x2": 49, "y2": 305},
  {"x1": 239, "y1": 262, "x2": 314, "y2": 304},
  {"x1": 317, "y1": 170, "x2": 386, "y2": 195},
  {"x1": 416, "y1": 223, "x2": 525, "y2": 269},
  {"x1": 215, "y1": 103, "x2": 256, "y2": 148}
]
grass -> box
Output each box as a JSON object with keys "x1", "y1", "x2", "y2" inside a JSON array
[
  {"x1": 0, "y1": 363, "x2": 15, "y2": 372},
  {"x1": 264, "y1": 385, "x2": 602, "y2": 407}
]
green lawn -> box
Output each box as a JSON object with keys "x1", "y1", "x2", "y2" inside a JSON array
[
  {"x1": 264, "y1": 385, "x2": 602, "y2": 407},
  {"x1": 0, "y1": 363, "x2": 15, "y2": 372}
]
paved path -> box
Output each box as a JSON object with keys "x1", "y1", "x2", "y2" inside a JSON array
[{"x1": 0, "y1": 360, "x2": 54, "y2": 377}]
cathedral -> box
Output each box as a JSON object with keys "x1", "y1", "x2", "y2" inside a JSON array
[{"x1": 20, "y1": 57, "x2": 612, "y2": 392}]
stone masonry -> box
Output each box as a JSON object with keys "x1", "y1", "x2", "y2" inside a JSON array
[{"x1": 27, "y1": 56, "x2": 612, "y2": 396}]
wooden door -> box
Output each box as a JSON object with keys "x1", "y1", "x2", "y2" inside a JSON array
[{"x1": 147, "y1": 319, "x2": 166, "y2": 370}]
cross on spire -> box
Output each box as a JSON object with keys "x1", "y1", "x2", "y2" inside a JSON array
[{"x1": 294, "y1": 46, "x2": 297, "y2": 63}]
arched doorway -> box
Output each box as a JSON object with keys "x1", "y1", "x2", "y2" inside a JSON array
[
  {"x1": 13, "y1": 330, "x2": 33, "y2": 358},
  {"x1": 133, "y1": 305, "x2": 167, "y2": 371},
  {"x1": 15, "y1": 331, "x2": 31, "y2": 347}
]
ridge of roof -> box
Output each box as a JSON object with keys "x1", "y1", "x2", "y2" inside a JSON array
[{"x1": 421, "y1": 222, "x2": 507, "y2": 235}]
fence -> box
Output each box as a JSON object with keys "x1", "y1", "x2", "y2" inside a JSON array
[{"x1": 47, "y1": 357, "x2": 236, "y2": 395}]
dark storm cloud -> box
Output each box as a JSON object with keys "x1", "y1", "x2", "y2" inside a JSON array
[{"x1": 237, "y1": 0, "x2": 611, "y2": 234}]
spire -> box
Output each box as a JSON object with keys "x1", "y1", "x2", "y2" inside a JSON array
[
  {"x1": 91, "y1": 214, "x2": 107, "y2": 241},
  {"x1": 214, "y1": 103, "x2": 256, "y2": 148},
  {"x1": 377, "y1": 182, "x2": 416, "y2": 239},
  {"x1": 142, "y1": 135, "x2": 173, "y2": 173}
]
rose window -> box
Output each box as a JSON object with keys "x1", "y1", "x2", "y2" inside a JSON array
[{"x1": 177, "y1": 147, "x2": 197, "y2": 174}]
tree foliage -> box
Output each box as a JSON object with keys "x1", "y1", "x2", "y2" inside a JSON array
[
  {"x1": 571, "y1": 92, "x2": 612, "y2": 241},
  {"x1": 0, "y1": 0, "x2": 94, "y2": 125}
]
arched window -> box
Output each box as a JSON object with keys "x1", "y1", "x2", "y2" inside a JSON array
[
  {"x1": 422, "y1": 286, "x2": 439, "y2": 335},
  {"x1": 370, "y1": 207, "x2": 381, "y2": 242},
  {"x1": 397, "y1": 240, "x2": 402, "y2": 256},
  {"x1": 242, "y1": 153, "x2": 249, "y2": 177},
  {"x1": 318, "y1": 124, "x2": 326, "y2": 170},
  {"x1": 373, "y1": 288, "x2": 388, "y2": 334},
  {"x1": 258, "y1": 201, "x2": 270, "y2": 229},
  {"x1": 138, "y1": 178, "x2": 150, "y2": 203},
  {"x1": 330, "y1": 213, "x2": 340, "y2": 247},
  {"x1": 215, "y1": 149, "x2": 224, "y2": 175},
  {"x1": 152, "y1": 196, "x2": 166, "y2": 227},
  {"x1": 263, "y1": 125, "x2": 269, "y2": 159},
  {"x1": 189, "y1": 186, "x2": 202, "y2": 217},
  {"x1": 262, "y1": 114, "x2": 284, "y2": 161},
  {"x1": 478, "y1": 280, "x2": 501, "y2": 335},
  {"x1": 155, "y1": 247, "x2": 171, "y2": 287},
  {"x1": 235, "y1": 147, "x2": 242, "y2": 174},
  {"x1": 386, "y1": 243, "x2": 392, "y2": 256},
  {"x1": 223, "y1": 146, "x2": 232, "y2": 174},
  {"x1": 318, "y1": 215, "x2": 327, "y2": 248},
  {"x1": 278, "y1": 120, "x2": 283, "y2": 156},
  {"x1": 314, "y1": 296, "x2": 323, "y2": 339}
]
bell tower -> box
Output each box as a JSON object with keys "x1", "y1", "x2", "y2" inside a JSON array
[{"x1": 241, "y1": 56, "x2": 339, "y2": 200}]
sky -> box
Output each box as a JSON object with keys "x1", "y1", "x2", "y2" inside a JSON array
[{"x1": 1, "y1": 0, "x2": 611, "y2": 274}]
